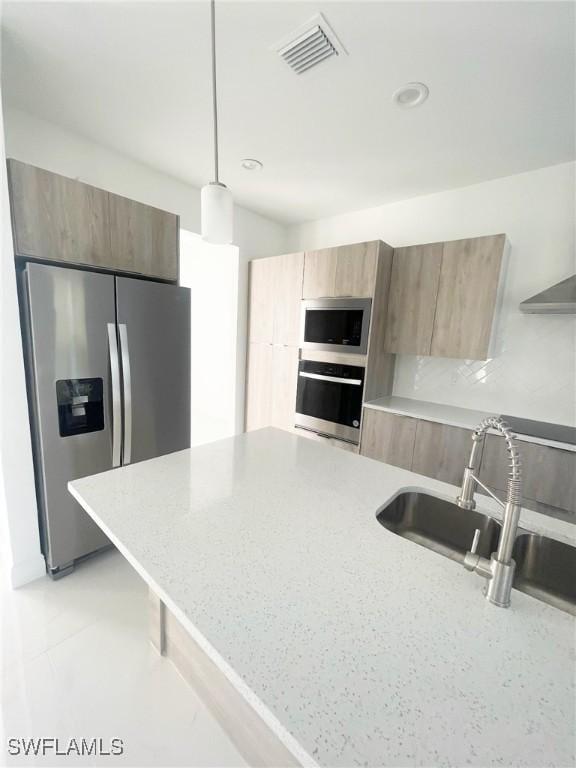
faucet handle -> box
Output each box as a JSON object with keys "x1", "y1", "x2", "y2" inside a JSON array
[
  {"x1": 464, "y1": 528, "x2": 482, "y2": 572},
  {"x1": 470, "y1": 528, "x2": 481, "y2": 555}
]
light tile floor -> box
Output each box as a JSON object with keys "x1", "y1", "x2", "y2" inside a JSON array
[{"x1": 0, "y1": 548, "x2": 247, "y2": 767}]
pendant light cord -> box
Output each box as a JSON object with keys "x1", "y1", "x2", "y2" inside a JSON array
[{"x1": 210, "y1": 0, "x2": 219, "y2": 184}]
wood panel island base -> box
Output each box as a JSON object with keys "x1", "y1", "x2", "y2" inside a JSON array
[
  {"x1": 68, "y1": 429, "x2": 575, "y2": 768},
  {"x1": 148, "y1": 590, "x2": 302, "y2": 767}
]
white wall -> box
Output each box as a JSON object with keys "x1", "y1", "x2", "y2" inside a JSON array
[
  {"x1": 289, "y1": 163, "x2": 576, "y2": 426},
  {"x1": 180, "y1": 231, "x2": 240, "y2": 447},
  {"x1": 0, "y1": 104, "x2": 288, "y2": 586},
  {"x1": 0, "y1": 98, "x2": 46, "y2": 587}
]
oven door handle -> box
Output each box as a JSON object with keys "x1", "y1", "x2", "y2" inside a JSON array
[{"x1": 299, "y1": 372, "x2": 363, "y2": 386}]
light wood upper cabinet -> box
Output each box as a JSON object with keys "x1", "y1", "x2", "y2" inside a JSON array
[
  {"x1": 383, "y1": 234, "x2": 506, "y2": 360},
  {"x1": 302, "y1": 247, "x2": 338, "y2": 299},
  {"x1": 384, "y1": 243, "x2": 443, "y2": 355},
  {"x1": 333, "y1": 242, "x2": 379, "y2": 297},
  {"x1": 273, "y1": 252, "x2": 304, "y2": 346},
  {"x1": 430, "y1": 234, "x2": 505, "y2": 360},
  {"x1": 363, "y1": 244, "x2": 396, "y2": 402},
  {"x1": 303, "y1": 242, "x2": 379, "y2": 298},
  {"x1": 411, "y1": 421, "x2": 475, "y2": 486},
  {"x1": 360, "y1": 409, "x2": 417, "y2": 470},
  {"x1": 8, "y1": 159, "x2": 179, "y2": 280},
  {"x1": 108, "y1": 193, "x2": 178, "y2": 281},
  {"x1": 248, "y1": 257, "x2": 276, "y2": 344},
  {"x1": 8, "y1": 159, "x2": 111, "y2": 268}
]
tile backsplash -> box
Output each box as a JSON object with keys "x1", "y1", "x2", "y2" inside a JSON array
[{"x1": 393, "y1": 311, "x2": 576, "y2": 426}]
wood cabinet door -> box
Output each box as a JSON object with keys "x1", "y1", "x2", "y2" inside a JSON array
[
  {"x1": 303, "y1": 242, "x2": 380, "y2": 299},
  {"x1": 411, "y1": 421, "x2": 473, "y2": 486},
  {"x1": 302, "y1": 247, "x2": 338, "y2": 298},
  {"x1": 479, "y1": 435, "x2": 576, "y2": 515},
  {"x1": 273, "y1": 252, "x2": 304, "y2": 346},
  {"x1": 109, "y1": 193, "x2": 178, "y2": 280},
  {"x1": 430, "y1": 235, "x2": 505, "y2": 360},
  {"x1": 248, "y1": 257, "x2": 276, "y2": 344},
  {"x1": 245, "y1": 343, "x2": 273, "y2": 431},
  {"x1": 384, "y1": 243, "x2": 443, "y2": 355},
  {"x1": 8, "y1": 159, "x2": 111, "y2": 267},
  {"x1": 333, "y1": 242, "x2": 379, "y2": 297},
  {"x1": 271, "y1": 346, "x2": 299, "y2": 431},
  {"x1": 359, "y1": 409, "x2": 417, "y2": 470}
]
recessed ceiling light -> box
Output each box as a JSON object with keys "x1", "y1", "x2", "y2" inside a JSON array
[
  {"x1": 240, "y1": 158, "x2": 263, "y2": 171},
  {"x1": 392, "y1": 82, "x2": 429, "y2": 109}
]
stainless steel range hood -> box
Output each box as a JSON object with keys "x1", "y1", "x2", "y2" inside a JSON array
[{"x1": 520, "y1": 274, "x2": 576, "y2": 314}]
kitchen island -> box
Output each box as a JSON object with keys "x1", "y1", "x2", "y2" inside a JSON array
[{"x1": 69, "y1": 428, "x2": 575, "y2": 768}]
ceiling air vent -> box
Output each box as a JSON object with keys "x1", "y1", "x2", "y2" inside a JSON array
[{"x1": 273, "y1": 13, "x2": 347, "y2": 75}]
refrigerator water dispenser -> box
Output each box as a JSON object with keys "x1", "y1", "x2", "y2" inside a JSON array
[{"x1": 56, "y1": 378, "x2": 104, "y2": 437}]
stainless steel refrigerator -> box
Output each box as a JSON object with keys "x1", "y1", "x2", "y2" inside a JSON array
[{"x1": 20, "y1": 262, "x2": 191, "y2": 577}]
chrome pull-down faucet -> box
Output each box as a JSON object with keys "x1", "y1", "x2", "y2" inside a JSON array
[{"x1": 456, "y1": 417, "x2": 523, "y2": 608}]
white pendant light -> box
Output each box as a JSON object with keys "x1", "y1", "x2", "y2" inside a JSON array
[{"x1": 201, "y1": 0, "x2": 233, "y2": 244}]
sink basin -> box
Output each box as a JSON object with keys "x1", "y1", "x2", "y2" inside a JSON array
[
  {"x1": 512, "y1": 534, "x2": 576, "y2": 614},
  {"x1": 377, "y1": 491, "x2": 576, "y2": 614},
  {"x1": 376, "y1": 491, "x2": 501, "y2": 563}
]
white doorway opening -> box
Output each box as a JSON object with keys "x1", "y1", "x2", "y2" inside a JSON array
[{"x1": 179, "y1": 230, "x2": 241, "y2": 447}]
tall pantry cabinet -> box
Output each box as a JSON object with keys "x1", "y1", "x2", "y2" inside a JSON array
[{"x1": 246, "y1": 252, "x2": 303, "y2": 431}]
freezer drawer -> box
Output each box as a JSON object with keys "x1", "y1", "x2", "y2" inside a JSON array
[
  {"x1": 23, "y1": 263, "x2": 113, "y2": 574},
  {"x1": 116, "y1": 277, "x2": 191, "y2": 464}
]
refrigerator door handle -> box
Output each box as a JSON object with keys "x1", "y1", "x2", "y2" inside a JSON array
[
  {"x1": 107, "y1": 323, "x2": 122, "y2": 468},
  {"x1": 118, "y1": 323, "x2": 132, "y2": 465}
]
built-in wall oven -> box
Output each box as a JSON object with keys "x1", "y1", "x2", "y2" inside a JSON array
[
  {"x1": 295, "y1": 359, "x2": 365, "y2": 444},
  {"x1": 300, "y1": 298, "x2": 371, "y2": 355}
]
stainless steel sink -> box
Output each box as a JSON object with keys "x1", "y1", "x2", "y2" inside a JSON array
[
  {"x1": 376, "y1": 491, "x2": 501, "y2": 563},
  {"x1": 377, "y1": 491, "x2": 576, "y2": 614},
  {"x1": 512, "y1": 534, "x2": 576, "y2": 615}
]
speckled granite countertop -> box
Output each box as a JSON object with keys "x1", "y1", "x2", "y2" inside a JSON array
[{"x1": 69, "y1": 428, "x2": 576, "y2": 768}]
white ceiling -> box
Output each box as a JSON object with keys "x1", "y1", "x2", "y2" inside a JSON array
[{"x1": 2, "y1": 1, "x2": 574, "y2": 224}]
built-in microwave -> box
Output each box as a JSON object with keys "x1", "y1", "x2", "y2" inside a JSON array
[
  {"x1": 300, "y1": 298, "x2": 371, "y2": 355},
  {"x1": 294, "y1": 359, "x2": 365, "y2": 444}
]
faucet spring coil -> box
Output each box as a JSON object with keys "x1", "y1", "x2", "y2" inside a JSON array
[{"x1": 476, "y1": 416, "x2": 522, "y2": 507}]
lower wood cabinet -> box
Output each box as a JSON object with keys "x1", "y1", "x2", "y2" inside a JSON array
[
  {"x1": 245, "y1": 344, "x2": 273, "y2": 432},
  {"x1": 245, "y1": 344, "x2": 298, "y2": 433},
  {"x1": 359, "y1": 409, "x2": 416, "y2": 470},
  {"x1": 360, "y1": 407, "x2": 575, "y2": 520},
  {"x1": 479, "y1": 435, "x2": 576, "y2": 516},
  {"x1": 360, "y1": 409, "x2": 474, "y2": 486},
  {"x1": 270, "y1": 346, "x2": 299, "y2": 431},
  {"x1": 411, "y1": 421, "x2": 473, "y2": 486}
]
